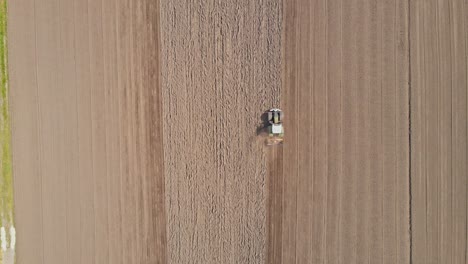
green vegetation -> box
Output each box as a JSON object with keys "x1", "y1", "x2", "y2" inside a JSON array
[{"x1": 0, "y1": 0, "x2": 13, "y2": 262}]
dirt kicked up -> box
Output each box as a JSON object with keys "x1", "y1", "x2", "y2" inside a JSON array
[{"x1": 0, "y1": 1, "x2": 15, "y2": 263}]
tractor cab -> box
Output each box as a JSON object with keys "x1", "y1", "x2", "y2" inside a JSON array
[{"x1": 266, "y1": 108, "x2": 284, "y2": 144}]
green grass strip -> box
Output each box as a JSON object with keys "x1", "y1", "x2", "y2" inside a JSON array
[
  {"x1": 0, "y1": 0, "x2": 14, "y2": 262},
  {"x1": 0, "y1": 0, "x2": 13, "y2": 225}
]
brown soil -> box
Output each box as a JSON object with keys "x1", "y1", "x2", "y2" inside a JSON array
[
  {"x1": 6, "y1": 0, "x2": 468, "y2": 263},
  {"x1": 160, "y1": 1, "x2": 282, "y2": 262},
  {"x1": 8, "y1": 0, "x2": 166, "y2": 263}
]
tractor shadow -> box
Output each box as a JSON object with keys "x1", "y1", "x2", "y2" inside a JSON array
[{"x1": 256, "y1": 111, "x2": 270, "y2": 137}]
